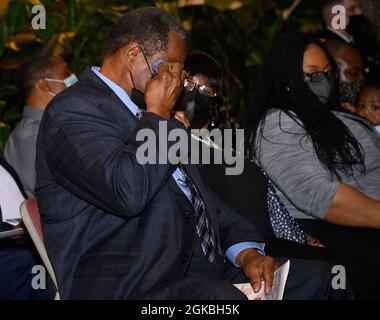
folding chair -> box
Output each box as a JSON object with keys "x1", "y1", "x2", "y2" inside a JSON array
[{"x1": 20, "y1": 198, "x2": 60, "y2": 300}]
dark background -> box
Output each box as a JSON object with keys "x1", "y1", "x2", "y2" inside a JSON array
[{"x1": 0, "y1": 0, "x2": 378, "y2": 149}]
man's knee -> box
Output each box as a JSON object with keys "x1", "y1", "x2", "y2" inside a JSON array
[
  {"x1": 208, "y1": 282, "x2": 248, "y2": 300},
  {"x1": 179, "y1": 277, "x2": 248, "y2": 300},
  {"x1": 283, "y1": 258, "x2": 352, "y2": 300}
]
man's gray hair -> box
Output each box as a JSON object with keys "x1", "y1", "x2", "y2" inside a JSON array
[{"x1": 106, "y1": 7, "x2": 186, "y2": 57}]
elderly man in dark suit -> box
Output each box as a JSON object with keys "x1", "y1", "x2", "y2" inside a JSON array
[{"x1": 35, "y1": 7, "x2": 351, "y2": 300}]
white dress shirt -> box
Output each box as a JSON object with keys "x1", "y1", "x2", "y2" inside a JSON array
[{"x1": 0, "y1": 164, "x2": 25, "y2": 225}]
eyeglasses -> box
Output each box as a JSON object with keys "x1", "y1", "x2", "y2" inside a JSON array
[
  {"x1": 183, "y1": 78, "x2": 218, "y2": 97},
  {"x1": 304, "y1": 69, "x2": 339, "y2": 83}
]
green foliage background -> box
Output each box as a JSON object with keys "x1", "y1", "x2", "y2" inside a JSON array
[{"x1": 0, "y1": 0, "x2": 324, "y2": 150}]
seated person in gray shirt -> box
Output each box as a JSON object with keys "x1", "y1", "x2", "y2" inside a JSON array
[
  {"x1": 246, "y1": 32, "x2": 380, "y2": 255},
  {"x1": 4, "y1": 53, "x2": 77, "y2": 196}
]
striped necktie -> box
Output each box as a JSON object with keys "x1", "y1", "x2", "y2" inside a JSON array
[
  {"x1": 178, "y1": 169, "x2": 225, "y2": 263},
  {"x1": 136, "y1": 109, "x2": 145, "y2": 120},
  {"x1": 137, "y1": 109, "x2": 224, "y2": 263}
]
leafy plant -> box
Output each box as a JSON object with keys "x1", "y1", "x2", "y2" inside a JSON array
[{"x1": 0, "y1": 0, "x2": 324, "y2": 149}]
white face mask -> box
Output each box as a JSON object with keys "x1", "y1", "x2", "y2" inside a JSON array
[{"x1": 45, "y1": 74, "x2": 78, "y2": 96}]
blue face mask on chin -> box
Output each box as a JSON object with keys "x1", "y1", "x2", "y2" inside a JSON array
[{"x1": 45, "y1": 74, "x2": 78, "y2": 97}]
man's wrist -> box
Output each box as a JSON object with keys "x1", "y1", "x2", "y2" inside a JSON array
[
  {"x1": 146, "y1": 107, "x2": 171, "y2": 119},
  {"x1": 236, "y1": 248, "x2": 261, "y2": 268}
]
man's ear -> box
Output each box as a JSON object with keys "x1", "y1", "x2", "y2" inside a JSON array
[
  {"x1": 341, "y1": 102, "x2": 358, "y2": 114},
  {"x1": 124, "y1": 43, "x2": 141, "y2": 63},
  {"x1": 36, "y1": 78, "x2": 50, "y2": 93}
]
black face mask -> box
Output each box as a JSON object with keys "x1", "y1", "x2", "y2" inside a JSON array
[
  {"x1": 177, "y1": 90, "x2": 217, "y2": 129},
  {"x1": 130, "y1": 47, "x2": 158, "y2": 110},
  {"x1": 130, "y1": 66, "x2": 153, "y2": 110},
  {"x1": 307, "y1": 77, "x2": 335, "y2": 104},
  {"x1": 130, "y1": 85, "x2": 147, "y2": 110},
  {"x1": 339, "y1": 79, "x2": 365, "y2": 105},
  {"x1": 346, "y1": 15, "x2": 366, "y2": 37}
]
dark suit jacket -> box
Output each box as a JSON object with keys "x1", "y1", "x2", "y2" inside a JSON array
[
  {"x1": 200, "y1": 159, "x2": 274, "y2": 241},
  {"x1": 319, "y1": 29, "x2": 353, "y2": 44},
  {"x1": 0, "y1": 153, "x2": 26, "y2": 231},
  {"x1": 35, "y1": 67, "x2": 264, "y2": 300}
]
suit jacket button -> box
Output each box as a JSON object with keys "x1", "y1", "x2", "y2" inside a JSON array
[
  {"x1": 182, "y1": 255, "x2": 190, "y2": 263},
  {"x1": 184, "y1": 211, "x2": 194, "y2": 219}
]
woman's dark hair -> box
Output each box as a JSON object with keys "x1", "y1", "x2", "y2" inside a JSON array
[
  {"x1": 245, "y1": 32, "x2": 365, "y2": 179},
  {"x1": 185, "y1": 52, "x2": 233, "y2": 129}
]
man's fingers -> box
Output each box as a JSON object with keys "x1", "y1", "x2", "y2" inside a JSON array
[
  {"x1": 169, "y1": 62, "x2": 184, "y2": 77},
  {"x1": 158, "y1": 62, "x2": 170, "y2": 72},
  {"x1": 262, "y1": 263, "x2": 275, "y2": 295},
  {"x1": 156, "y1": 62, "x2": 183, "y2": 91},
  {"x1": 249, "y1": 269, "x2": 262, "y2": 293},
  {"x1": 157, "y1": 61, "x2": 183, "y2": 76},
  {"x1": 180, "y1": 69, "x2": 187, "y2": 82},
  {"x1": 174, "y1": 111, "x2": 190, "y2": 128},
  {"x1": 144, "y1": 77, "x2": 155, "y2": 93}
]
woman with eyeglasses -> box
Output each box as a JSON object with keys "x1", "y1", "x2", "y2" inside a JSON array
[
  {"x1": 244, "y1": 33, "x2": 380, "y2": 295},
  {"x1": 175, "y1": 52, "x2": 234, "y2": 131},
  {"x1": 177, "y1": 51, "x2": 275, "y2": 239}
]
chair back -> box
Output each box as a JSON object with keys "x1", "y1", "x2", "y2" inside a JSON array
[{"x1": 20, "y1": 198, "x2": 60, "y2": 300}]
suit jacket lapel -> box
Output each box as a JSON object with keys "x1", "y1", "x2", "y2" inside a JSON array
[
  {"x1": 80, "y1": 67, "x2": 138, "y2": 123},
  {"x1": 81, "y1": 68, "x2": 220, "y2": 229}
]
